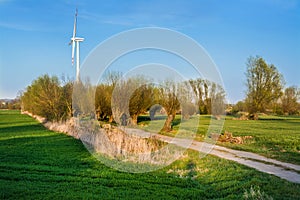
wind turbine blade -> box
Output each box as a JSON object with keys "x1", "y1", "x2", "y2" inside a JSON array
[
  {"x1": 71, "y1": 41, "x2": 75, "y2": 65},
  {"x1": 72, "y1": 9, "x2": 77, "y2": 38}
]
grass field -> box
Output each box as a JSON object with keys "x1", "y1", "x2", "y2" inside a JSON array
[
  {"x1": 0, "y1": 110, "x2": 299, "y2": 199},
  {"x1": 138, "y1": 114, "x2": 300, "y2": 165}
]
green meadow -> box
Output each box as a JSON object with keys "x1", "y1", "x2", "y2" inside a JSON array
[
  {"x1": 0, "y1": 110, "x2": 299, "y2": 199},
  {"x1": 139, "y1": 114, "x2": 300, "y2": 165}
]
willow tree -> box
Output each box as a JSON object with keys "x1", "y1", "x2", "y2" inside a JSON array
[
  {"x1": 61, "y1": 82, "x2": 73, "y2": 119},
  {"x1": 95, "y1": 84, "x2": 114, "y2": 121},
  {"x1": 188, "y1": 78, "x2": 225, "y2": 115},
  {"x1": 21, "y1": 74, "x2": 68, "y2": 121},
  {"x1": 158, "y1": 81, "x2": 180, "y2": 132},
  {"x1": 94, "y1": 71, "x2": 121, "y2": 122},
  {"x1": 245, "y1": 56, "x2": 284, "y2": 119},
  {"x1": 111, "y1": 76, "x2": 153, "y2": 126},
  {"x1": 129, "y1": 84, "x2": 153, "y2": 125}
]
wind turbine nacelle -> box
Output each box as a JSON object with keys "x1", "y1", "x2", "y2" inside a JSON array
[
  {"x1": 70, "y1": 37, "x2": 84, "y2": 42},
  {"x1": 74, "y1": 37, "x2": 84, "y2": 42}
]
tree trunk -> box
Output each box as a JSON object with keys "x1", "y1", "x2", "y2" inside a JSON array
[
  {"x1": 108, "y1": 115, "x2": 113, "y2": 123},
  {"x1": 130, "y1": 114, "x2": 138, "y2": 126},
  {"x1": 162, "y1": 114, "x2": 174, "y2": 132}
]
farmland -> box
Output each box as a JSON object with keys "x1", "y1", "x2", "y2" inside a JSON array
[{"x1": 0, "y1": 110, "x2": 299, "y2": 199}]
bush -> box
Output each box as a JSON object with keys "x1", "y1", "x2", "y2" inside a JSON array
[{"x1": 21, "y1": 74, "x2": 72, "y2": 122}]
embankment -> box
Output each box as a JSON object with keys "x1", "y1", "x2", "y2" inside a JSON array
[{"x1": 21, "y1": 111, "x2": 175, "y2": 164}]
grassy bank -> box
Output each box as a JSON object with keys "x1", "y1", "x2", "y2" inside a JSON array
[{"x1": 0, "y1": 110, "x2": 299, "y2": 199}]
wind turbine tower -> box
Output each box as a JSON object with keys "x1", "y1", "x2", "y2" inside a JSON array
[{"x1": 70, "y1": 9, "x2": 84, "y2": 82}]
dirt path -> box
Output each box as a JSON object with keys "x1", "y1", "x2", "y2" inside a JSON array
[{"x1": 125, "y1": 128, "x2": 300, "y2": 184}]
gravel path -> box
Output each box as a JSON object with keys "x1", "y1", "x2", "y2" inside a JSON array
[{"x1": 125, "y1": 128, "x2": 300, "y2": 184}]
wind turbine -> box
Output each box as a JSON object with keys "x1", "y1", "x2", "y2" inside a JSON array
[{"x1": 70, "y1": 9, "x2": 84, "y2": 82}]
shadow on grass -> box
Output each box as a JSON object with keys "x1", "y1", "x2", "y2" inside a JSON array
[
  {"x1": 0, "y1": 133, "x2": 91, "y2": 168},
  {"x1": 1, "y1": 111, "x2": 300, "y2": 199},
  {"x1": 172, "y1": 118, "x2": 181, "y2": 127},
  {"x1": 0, "y1": 123, "x2": 46, "y2": 135},
  {"x1": 138, "y1": 115, "x2": 168, "y2": 123}
]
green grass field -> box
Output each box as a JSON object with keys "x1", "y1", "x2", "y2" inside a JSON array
[
  {"x1": 0, "y1": 110, "x2": 299, "y2": 199},
  {"x1": 221, "y1": 115, "x2": 300, "y2": 165},
  {"x1": 138, "y1": 114, "x2": 300, "y2": 165}
]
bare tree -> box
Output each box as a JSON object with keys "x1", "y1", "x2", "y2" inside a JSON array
[
  {"x1": 281, "y1": 86, "x2": 300, "y2": 115},
  {"x1": 210, "y1": 82, "x2": 226, "y2": 118},
  {"x1": 72, "y1": 80, "x2": 95, "y2": 118},
  {"x1": 188, "y1": 78, "x2": 225, "y2": 115}
]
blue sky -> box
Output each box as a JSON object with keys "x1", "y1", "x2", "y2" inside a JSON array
[{"x1": 0, "y1": 0, "x2": 299, "y2": 103}]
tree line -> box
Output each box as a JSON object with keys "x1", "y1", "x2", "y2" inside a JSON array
[
  {"x1": 20, "y1": 55, "x2": 299, "y2": 129},
  {"x1": 0, "y1": 98, "x2": 21, "y2": 110},
  {"x1": 20, "y1": 73, "x2": 225, "y2": 131},
  {"x1": 233, "y1": 56, "x2": 300, "y2": 119}
]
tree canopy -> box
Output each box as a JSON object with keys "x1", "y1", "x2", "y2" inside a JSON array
[
  {"x1": 245, "y1": 56, "x2": 284, "y2": 117},
  {"x1": 21, "y1": 73, "x2": 227, "y2": 131},
  {"x1": 21, "y1": 74, "x2": 72, "y2": 121}
]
